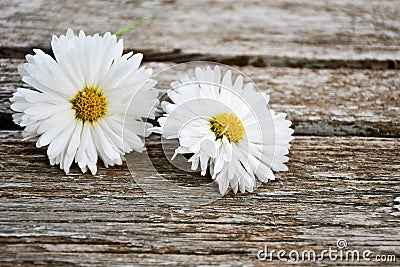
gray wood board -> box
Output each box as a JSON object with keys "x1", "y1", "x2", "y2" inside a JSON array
[
  {"x1": 1, "y1": 60, "x2": 399, "y2": 136},
  {"x1": 0, "y1": 0, "x2": 399, "y2": 68},
  {"x1": 0, "y1": 131, "x2": 399, "y2": 265}
]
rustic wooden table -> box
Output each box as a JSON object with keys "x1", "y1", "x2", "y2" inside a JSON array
[{"x1": 0, "y1": 0, "x2": 399, "y2": 266}]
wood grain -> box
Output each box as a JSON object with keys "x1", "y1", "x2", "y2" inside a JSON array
[
  {"x1": 1, "y1": 59, "x2": 399, "y2": 136},
  {"x1": 0, "y1": 0, "x2": 399, "y2": 68},
  {"x1": 0, "y1": 131, "x2": 399, "y2": 266},
  {"x1": 1, "y1": 1, "x2": 399, "y2": 265}
]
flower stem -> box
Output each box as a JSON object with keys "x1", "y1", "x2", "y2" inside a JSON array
[{"x1": 114, "y1": 20, "x2": 146, "y2": 37}]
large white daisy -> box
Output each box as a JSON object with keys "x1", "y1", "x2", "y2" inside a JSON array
[
  {"x1": 10, "y1": 29, "x2": 158, "y2": 174},
  {"x1": 153, "y1": 65, "x2": 294, "y2": 194}
]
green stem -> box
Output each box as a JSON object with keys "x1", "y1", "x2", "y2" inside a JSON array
[{"x1": 114, "y1": 20, "x2": 146, "y2": 37}]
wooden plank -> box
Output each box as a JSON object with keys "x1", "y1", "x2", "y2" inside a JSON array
[
  {"x1": 1, "y1": 59, "x2": 399, "y2": 136},
  {"x1": 1, "y1": 1, "x2": 398, "y2": 266},
  {"x1": 0, "y1": 131, "x2": 399, "y2": 265},
  {"x1": 0, "y1": 0, "x2": 399, "y2": 68}
]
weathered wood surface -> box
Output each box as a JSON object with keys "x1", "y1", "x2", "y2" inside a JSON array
[
  {"x1": 1, "y1": 59, "x2": 399, "y2": 136},
  {"x1": 1, "y1": 0, "x2": 400, "y2": 266},
  {"x1": 0, "y1": 0, "x2": 399, "y2": 68},
  {"x1": 0, "y1": 131, "x2": 399, "y2": 266}
]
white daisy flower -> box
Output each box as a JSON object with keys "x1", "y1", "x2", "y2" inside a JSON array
[
  {"x1": 10, "y1": 29, "x2": 158, "y2": 174},
  {"x1": 153, "y1": 65, "x2": 294, "y2": 195},
  {"x1": 394, "y1": 197, "x2": 400, "y2": 211}
]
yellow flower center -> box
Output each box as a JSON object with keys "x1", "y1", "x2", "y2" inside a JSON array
[
  {"x1": 209, "y1": 112, "x2": 245, "y2": 144},
  {"x1": 70, "y1": 86, "x2": 107, "y2": 123}
]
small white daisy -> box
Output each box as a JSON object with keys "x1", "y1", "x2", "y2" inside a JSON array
[
  {"x1": 153, "y1": 65, "x2": 294, "y2": 195},
  {"x1": 10, "y1": 29, "x2": 158, "y2": 174},
  {"x1": 394, "y1": 197, "x2": 400, "y2": 211}
]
